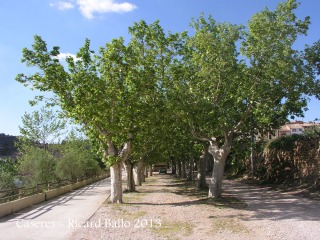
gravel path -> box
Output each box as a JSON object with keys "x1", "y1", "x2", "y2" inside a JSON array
[{"x1": 69, "y1": 174, "x2": 320, "y2": 240}]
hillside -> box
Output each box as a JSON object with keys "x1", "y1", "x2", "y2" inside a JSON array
[{"x1": 0, "y1": 133, "x2": 18, "y2": 158}]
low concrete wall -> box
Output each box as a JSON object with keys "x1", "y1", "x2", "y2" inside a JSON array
[
  {"x1": 11, "y1": 193, "x2": 46, "y2": 213},
  {"x1": 71, "y1": 181, "x2": 85, "y2": 190},
  {"x1": 0, "y1": 201, "x2": 12, "y2": 218},
  {"x1": 45, "y1": 184, "x2": 73, "y2": 201},
  {"x1": 0, "y1": 173, "x2": 109, "y2": 218},
  {"x1": 0, "y1": 193, "x2": 46, "y2": 217}
]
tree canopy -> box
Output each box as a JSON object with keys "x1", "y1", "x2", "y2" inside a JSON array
[{"x1": 16, "y1": 0, "x2": 319, "y2": 201}]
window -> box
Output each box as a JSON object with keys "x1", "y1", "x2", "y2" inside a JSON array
[{"x1": 292, "y1": 129, "x2": 297, "y2": 132}]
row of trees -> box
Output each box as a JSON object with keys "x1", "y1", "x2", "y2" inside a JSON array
[
  {"x1": 0, "y1": 108, "x2": 103, "y2": 191},
  {"x1": 16, "y1": 0, "x2": 320, "y2": 202}
]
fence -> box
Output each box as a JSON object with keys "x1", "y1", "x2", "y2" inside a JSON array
[{"x1": 0, "y1": 172, "x2": 109, "y2": 218}]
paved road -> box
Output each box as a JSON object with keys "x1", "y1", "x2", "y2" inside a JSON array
[{"x1": 0, "y1": 178, "x2": 111, "y2": 240}]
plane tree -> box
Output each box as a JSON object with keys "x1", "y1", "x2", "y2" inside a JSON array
[
  {"x1": 172, "y1": 0, "x2": 319, "y2": 197},
  {"x1": 16, "y1": 20, "x2": 176, "y2": 203}
]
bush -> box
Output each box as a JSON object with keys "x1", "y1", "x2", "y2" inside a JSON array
[
  {"x1": 18, "y1": 146, "x2": 57, "y2": 187},
  {"x1": 265, "y1": 134, "x2": 306, "y2": 151},
  {"x1": 55, "y1": 138, "x2": 101, "y2": 181},
  {"x1": 0, "y1": 158, "x2": 17, "y2": 190}
]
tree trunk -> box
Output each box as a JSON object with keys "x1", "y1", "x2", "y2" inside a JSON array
[
  {"x1": 145, "y1": 166, "x2": 149, "y2": 178},
  {"x1": 187, "y1": 158, "x2": 193, "y2": 181},
  {"x1": 251, "y1": 130, "x2": 256, "y2": 177},
  {"x1": 149, "y1": 165, "x2": 153, "y2": 176},
  {"x1": 123, "y1": 160, "x2": 135, "y2": 192},
  {"x1": 208, "y1": 136, "x2": 232, "y2": 198},
  {"x1": 110, "y1": 162, "x2": 122, "y2": 203},
  {"x1": 177, "y1": 160, "x2": 182, "y2": 178},
  {"x1": 106, "y1": 141, "x2": 123, "y2": 203},
  {"x1": 206, "y1": 153, "x2": 214, "y2": 173},
  {"x1": 181, "y1": 160, "x2": 187, "y2": 178},
  {"x1": 141, "y1": 168, "x2": 146, "y2": 182},
  {"x1": 197, "y1": 144, "x2": 208, "y2": 189},
  {"x1": 134, "y1": 160, "x2": 144, "y2": 186}
]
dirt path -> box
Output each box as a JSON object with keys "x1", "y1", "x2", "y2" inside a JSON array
[
  {"x1": 69, "y1": 175, "x2": 320, "y2": 240},
  {"x1": 223, "y1": 179, "x2": 320, "y2": 240}
]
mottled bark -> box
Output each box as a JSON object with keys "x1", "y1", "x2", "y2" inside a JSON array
[
  {"x1": 141, "y1": 169, "x2": 146, "y2": 182},
  {"x1": 208, "y1": 135, "x2": 232, "y2": 198},
  {"x1": 251, "y1": 130, "x2": 257, "y2": 177},
  {"x1": 176, "y1": 160, "x2": 182, "y2": 178},
  {"x1": 110, "y1": 162, "x2": 122, "y2": 203},
  {"x1": 187, "y1": 158, "x2": 193, "y2": 181},
  {"x1": 106, "y1": 141, "x2": 123, "y2": 203},
  {"x1": 134, "y1": 160, "x2": 144, "y2": 186},
  {"x1": 197, "y1": 144, "x2": 208, "y2": 189},
  {"x1": 144, "y1": 166, "x2": 149, "y2": 178},
  {"x1": 181, "y1": 160, "x2": 187, "y2": 178},
  {"x1": 123, "y1": 160, "x2": 135, "y2": 192}
]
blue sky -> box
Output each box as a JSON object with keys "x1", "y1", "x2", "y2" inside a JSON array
[{"x1": 0, "y1": 0, "x2": 319, "y2": 136}]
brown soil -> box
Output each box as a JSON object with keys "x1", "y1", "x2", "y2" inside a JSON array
[{"x1": 68, "y1": 174, "x2": 320, "y2": 240}]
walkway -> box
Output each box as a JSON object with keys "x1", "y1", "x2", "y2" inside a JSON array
[
  {"x1": 222, "y1": 179, "x2": 320, "y2": 240},
  {"x1": 0, "y1": 178, "x2": 111, "y2": 240}
]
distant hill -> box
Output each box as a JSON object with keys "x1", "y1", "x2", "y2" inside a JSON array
[{"x1": 0, "y1": 133, "x2": 18, "y2": 158}]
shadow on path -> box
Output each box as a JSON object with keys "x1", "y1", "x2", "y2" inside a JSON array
[
  {"x1": 223, "y1": 179, "x2": 320, "y2": 222},
  {"x1": 0, "y1": 178, "x2": 110, "y2": 222}
]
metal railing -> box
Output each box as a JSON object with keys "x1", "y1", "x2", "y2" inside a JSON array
[{"x1": 0, "y1": 173, "x2": 109, "y2": 204}]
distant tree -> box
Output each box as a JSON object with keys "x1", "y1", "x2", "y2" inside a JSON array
[
  {"x1": 17, "y1": 107, "x2": 65, "y2": 186},
  {"x1": 0, "y1": 158, "x2": 17, "y2": 190},
  {"x1": 55, "y1": 131, "x2": 102, "y2": 181},
  {"x1": 19, "y1": 107, "x2": 66, "y2": 146},
  {"x1": 18, "y1": 145, "x2": 56, "y2": 186}
]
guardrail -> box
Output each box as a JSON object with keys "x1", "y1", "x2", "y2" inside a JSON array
[
  {"x1": 0, "y1": 179, "x2": 71, "y2": 204},
  {"x1": 0, "y1": 172, "x2": 110, "y2": 218}
]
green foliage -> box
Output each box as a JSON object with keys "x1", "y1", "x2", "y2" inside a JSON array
[
  {"x1": 305, "y1": 39, "x2": 320, "y2": 76},
  {"x1": 0, "y1": 158, "x2": 17, "y2": 190},
  {"x1": 19, "y1": 107, "x2": 66, "y2": 145},
  {"x1": 266, "y1": 134, "x2": 306, "y2": 151},
  {"x1": 55, "y1": 143, "x2": 100, "y2": 180},
  {"x1": 303, "y1": 125, "x2": 320, "y2": 138},
  {"x1": 16, "y1": 0, "x2": 320, "y2": 189},
  {"x1": 225, "y1": 138, "x2": 251, "y2": 176},
  {"x1": 18, "y1": 145, "x2": 57, "y2": 187},
  {"x1": 56, "y1": 131, "x2": 102, "y2": 180},
  {"x1": 17, "y1": 134, "x2": 102, "y2": 186},
  {"x1": 0, "y1": 171, "x2": 16, "y2": 190}
]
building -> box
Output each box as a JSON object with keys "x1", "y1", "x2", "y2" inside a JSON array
[{"x1": 267, "y1": 121, "x2": 320, "y2": 139}]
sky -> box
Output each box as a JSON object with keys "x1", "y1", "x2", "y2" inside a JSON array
[{"x1": 0, "y1": 0, "x2": 319, "y2": 136}]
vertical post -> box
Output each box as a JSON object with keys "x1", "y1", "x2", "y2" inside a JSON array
[{"x1": 18, "y1": 188, "x2": 23, "y2": 199}]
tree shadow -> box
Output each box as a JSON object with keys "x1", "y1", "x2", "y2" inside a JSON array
[{"x1": 222, "y1": 179, "x2": 320, "y2": 222}]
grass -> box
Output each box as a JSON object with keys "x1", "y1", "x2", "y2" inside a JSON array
[
  {"x1": 123, "y1": 191, "x2": 147, "y2": 203},
  {"x1": 209, "y1": 217, "x2": 248, "y2": 234},
  {"x1": 172, "y1": 178, "x2": 247, "y2": 209},
  {"x1": 153, "y1": 221, "x2": 194, "y2": 240},
  {"x1": 145, "y1": 176, "x2": 157, "y2": 184},
  {"x1": 204, "y1": 194, "x2": 248, "y2": 209}
]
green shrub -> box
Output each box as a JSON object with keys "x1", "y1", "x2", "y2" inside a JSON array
[
  {"x1": 265, "y1": 134, "x2": 306, "y2": 151},
  {"x1": 18, "y1": 146, "x2": 57, "y2": 187}
]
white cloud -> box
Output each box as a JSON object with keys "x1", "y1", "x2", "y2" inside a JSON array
[
  {"x1": 76, "y1": 0, "x2": 137, "y2": 19},
  {"x1": 56, "y1": 52, "x2": 78, "y2": 61},
  {"x1": 50, "y1": 0, "x2": 137, "y2": 19},
  {"x1": 50, "y1": 1, "x2": 75, "y2": 10}
]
